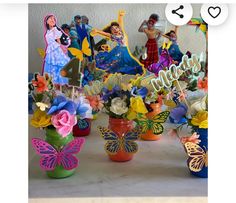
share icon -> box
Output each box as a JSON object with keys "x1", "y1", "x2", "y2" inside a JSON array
[{"x1": 172, "y1": 5, "x2": 184, "y2": 19}]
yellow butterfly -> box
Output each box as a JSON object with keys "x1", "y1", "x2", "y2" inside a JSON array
[
  {"x1": 184, "y1": 142, "x2": 208, "y2": 172},
  {"x1": 36, "y1": 102, "x2": 50, "y2": 111},
  {"x1": 68, "y1": 38, "x2": 91, "y2": 61},
  {"x1": 37, "y1": 48, "x2": 45, "y2": 59}
]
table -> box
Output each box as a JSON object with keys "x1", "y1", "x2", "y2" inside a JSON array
[{"x1": 29, "y1": 113, "x2": 207, "y2": 202}]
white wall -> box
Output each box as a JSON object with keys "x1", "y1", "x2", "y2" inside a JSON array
[{"x1": 29, "y1": 3, "x2": 206, "y2": 73}]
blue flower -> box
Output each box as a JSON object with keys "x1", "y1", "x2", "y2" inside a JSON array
[
  {"x1": 48, "y1": 96, "x2": 76, "y2": 115},
  {"x1": 75, "y1": 96, "x2": 93, "y2": 119},
  {"x1": 170, "y1": 103, "x2": 188, "y2": 123},
  {"x1": 102, "y1": 85, "x2": 121, "y2": 102},
  {"x1": 131, "y1": 86, "x2": 148, "y2": 98}
]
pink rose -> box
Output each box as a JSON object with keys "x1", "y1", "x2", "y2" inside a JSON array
[{"x1": 51, "y1": 110, "x2": 77, "y2": 137}]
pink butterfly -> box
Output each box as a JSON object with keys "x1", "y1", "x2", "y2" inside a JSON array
[{"x1": 31, "y1": 137, "x2": 85, "y2": 171}]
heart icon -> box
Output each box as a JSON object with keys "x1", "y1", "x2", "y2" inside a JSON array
[{"x1": 208, "y1": 6, "x2": 221, "y2": 18}]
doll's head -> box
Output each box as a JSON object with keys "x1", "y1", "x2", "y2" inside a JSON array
[
  {"x1": 165, "y1": 30, "x2": 177, "y2": 42},
  {"x1": 147, "y1": 14, "x2": 159, "y2": 30},
  {"x1": 104, "y1": 22, "x2": 122, "y2": 36},
  {"x1": 74, "y1": 15, "x2": 81, "y2": 25},
  {"x1": 147, "y1": 19, "x2": 155, "y2": 30},
  {"x1": 81, "y1": 15, "x2": 89, "y2": 25},
  {"x1": 44, "y1": 15, "x2": 56, "y2": 30},
  {"x1": 61, "y1": 24, "x2": 70, "y2": 35}
]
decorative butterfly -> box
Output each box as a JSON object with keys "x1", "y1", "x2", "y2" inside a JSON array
[
  {"x1": 77, "y1": 119, "x2": 90, "y2": 130},
  {"x1": 31, "y1": 137, "x2": 85, "y2": 171},
  {"x1": 68, "y1": 38, "x2": 91, "y2": 61},
  {"x1": 137, "y1": 111, "x2": 170, "y2": 135},
  {"x1": 97, "y1": 126, "x2": 142, "y2": 155},
  {"x1": 184, "y1": 142, "x2": 208, "y2": 172},
  {"x1": 36, "y1": 102, "x2": 50, "y2": 111},
  {"x1": 37, "y1": 48, "x2": 46, "y2": 59}
]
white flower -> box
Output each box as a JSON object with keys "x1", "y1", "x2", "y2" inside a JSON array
[{"x1": 110, "y1": 97, "x2": 128, "y2": 115}]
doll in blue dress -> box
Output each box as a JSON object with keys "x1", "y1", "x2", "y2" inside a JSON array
[
  {"x1": 43, "y1": 14, "x2": 70, "y2": 85},
  {"x1": 91, "y1": 11, "x2": 144, "y2": 75}
]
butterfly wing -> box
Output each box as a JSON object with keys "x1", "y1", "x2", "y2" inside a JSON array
[
  {"x1": 184, "y1": 142, "x2": 207, "y2": 172},
  {"x1": 151, "y1": 111, "x2": 170, "y2": 135},
  {"x1": 31, "y1": 138, "x2": 57, "y2": 171},
  {"x1": 98, "y1": 126, "x2": 120, "y2": 155},
  {"x1": 68, "y1": 47, "x2": 83, "y2": 61},
  {"x1": 82, "y1": 38, "x2": 91, "y2": 56},
  {"x1": 59, "y1": 138, "x2": 85, "y2": 170},
  {"x1": 122, "y1": 127, "x2": 141, "y2": 154},
  {"x1": 137, "y1": 114, "x2": 149, "y2": 133}
]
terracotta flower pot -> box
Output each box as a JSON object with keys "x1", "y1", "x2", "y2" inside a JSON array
[
  {"x1": 108, "y1": 117, "x2": 134, "y2": 162},
  {"x1": 141, "y1": 103, "x2": 162, "y2": 141},
  {"x1": 73, "y1": 118, "x2": 91, "y2": 137}
]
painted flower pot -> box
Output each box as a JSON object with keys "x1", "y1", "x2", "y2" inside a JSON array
[
  {"x1": 108, "y1": 117, "x2": 134, "y2": 162},
  {"x1": 73, "y1": 118, "x2": 91, "y2": 137},
  {"x1": 141, "y1": 103, "x2": 162, "y2": 141},
  {"x1": 186, "y1": 128, "x2": 208, "y2": 178},
  {"x1": 45, "y1": 128, "x2": 75, "y2": 178}
]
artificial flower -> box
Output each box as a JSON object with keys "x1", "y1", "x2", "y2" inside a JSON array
[
  {"x1": 131, "y1": 86, "x2": 148, "y2": 98},
  {"x1": 31, "y1": 108, "x2": 52, "y2": 128},
  {"x1": 110, "y1": 97, "x2": 128, "y2": 115},
  {"x1": 75, "y1": 96, "x2": 93, "y2": 119},
  {"x1": 197, "y1": 77, "x2": 208, "y2": 92},
  {"x1": 180, "y1": 132, "x2": 201, "y2": 144},
  {"x1": 191, "y1": 111, "x2": 208, "y2": 128},
  {"x1": 127, "y1": 96, "x2": 148, "y2": 120},
  {"x1": 48, "y1": 95, "x2": 76, "y2": 115},
  {"x1": 190, "y1": 95, "x2": 207, "y2": 115},
  {"x1": 51, "y1": 110, "x2": 77, "y2": 137},
  {"x1": 86, "y1": 95, "x2": 104, "y2": 112},
  {"x1": 170, "y1": 103, "x2": 188, "y2": 123},
  {"x1": 101, "y1": 85, "x2": 121, "y2": 102},
  {"x1": 32, "y1": 74, "x2": 48, "y2": 93}
]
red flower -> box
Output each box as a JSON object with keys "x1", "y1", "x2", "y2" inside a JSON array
[
  {"x1": 197, "y1": 77, "x2": 208, "y2": 92},
  {"x1": 32, "y1": 75, "x2": 48, "y2": 93}
]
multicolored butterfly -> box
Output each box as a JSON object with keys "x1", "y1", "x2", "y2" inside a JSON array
[
  {"x1": 97, "y1": 126, "x2": 142, "y2": 155},
  {"x1": 31, "y1": 137, "x2": 85, "y2": 171},
  {"x1": 68, "y1": 37, "x2": 91, "y2": 61},
  {"x1": 77, "y1": 119, "x2": 90, "y2": 130},
  {"x1": 184, "y1": 142, "x2": 208, "y2": 172},
  {"x1": 137, "y1": 111, "x2": 170, "y2": 135}
]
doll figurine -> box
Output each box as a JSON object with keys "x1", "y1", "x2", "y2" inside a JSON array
[
  {"x1": 162, "y1": 26, "x2": 184, "y2": 65},
  {"x1": 74, "y1": 15, "x2": 93, "y2": 61},
  {"x1": 61, "y1": 24, "x2": 80, "y2": 59},
  {"x1": 43, "y1": 14, "x2": 70, "y2": 85},
  {"x1": 91, "y1": 10, "x2": 144, "y2": 75},
  {"x1": 138, "y1": 14, "x2": 162, "y2": 69}
]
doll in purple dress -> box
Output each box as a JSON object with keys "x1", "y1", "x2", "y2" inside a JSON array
[{"x1": 43, "y1": 14, "x2": 70, "y2": 85}]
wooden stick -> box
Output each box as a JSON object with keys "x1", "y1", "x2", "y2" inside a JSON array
[{"x1": 175, "y1": 80, "x2": 190, "y2": 111}]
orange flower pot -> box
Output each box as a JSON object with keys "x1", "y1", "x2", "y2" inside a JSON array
[
  {"x1": 108, "y1": 117, "x2": 134, "y2": 162},
  {"x1": 141, "y1": 103, "x2": 162, "y2": 141}
]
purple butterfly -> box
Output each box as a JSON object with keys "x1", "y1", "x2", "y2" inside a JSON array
[
  {"x1": 31, "y1": 137, "x2": 85, "y2": 171},
  {"x1": 147, "y1": 48, "x2": 173, "y2": 76}
]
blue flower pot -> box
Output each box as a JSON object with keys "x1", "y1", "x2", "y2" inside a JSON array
[{"x1": 187, "y1": 128, "x2": 208, "y2": 178}]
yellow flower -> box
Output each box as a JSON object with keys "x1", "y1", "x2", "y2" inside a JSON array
[
  {"x1": 31, "y1": 108, "x2": 52, "y2": 128},
  {"x1": 191, "y1": 111, "x2": 208, "y2": 128},
  {"x1": 127, "y1": 96, "x2": 148, "y2": 120}
]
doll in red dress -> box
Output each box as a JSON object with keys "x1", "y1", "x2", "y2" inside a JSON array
[{"x1": 139, "y1": 14, "x2": 161, "y2": 68}]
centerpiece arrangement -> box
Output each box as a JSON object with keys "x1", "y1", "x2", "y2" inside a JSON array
[
  {"x1": 97, "y1": 74, "x2": 170, "y2": 161},
  {"x1": 29, "y1": 73, "x2": 92, "y2": 178}
]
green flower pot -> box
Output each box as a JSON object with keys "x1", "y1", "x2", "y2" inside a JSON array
[{"x1": 45, "y1": 127, "x2": 76, "y2": 179}]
